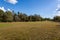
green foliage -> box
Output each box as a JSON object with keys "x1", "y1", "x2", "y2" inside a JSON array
[
  {"x1": 53, "y1": 16, "x2": 60, "y2": 22},
  {"x1": 0, "y1": 10, "x2": 4, "y2": 22},
  {"x1": 0, "y1": 10, "x2": 14, "y2": 22},
  {"x1": 18, "y1": 12, "x2": 28, "y2": 22},
  {"x1": 0, "y1": 9, "x2": 59, "y2": 22},
  {"x1": 13, "y1": 13, "x2": 20, "y2": 22},
  {"x1": 43, "y1": 18, "x2": 52, "y2": 21},
  {"x1": 5, "y1": 11, "x2": 13, "y2": 22},
  {"x1": 28, "y1": 14, "x2": 42, "y2": 21}
]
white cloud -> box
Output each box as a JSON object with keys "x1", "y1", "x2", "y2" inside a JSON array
[
  {"x1": 0, "y1": 7, "x2": 12, "y2": 12},
  {"x1": 55, "y1": 0, "x2": 60, "y2": 16},
  {"x1": 7, "y1": 8, "x2": 12, "y2": 11},
  {"x1": 57, "y1": 4, "x2": 60, "y2": 9},
  {"x1": 4, "y1": 0, "x2": 18, "y2": 4},
  {"x1": 55, "y1": 9, "x2": 60, "y2": 16},
  {"x1": 55, "y1": 11, "x2": 60, "y2": 16},
  {"x1": 0, "y1": 7, "x2": 6, "y2": 12}
]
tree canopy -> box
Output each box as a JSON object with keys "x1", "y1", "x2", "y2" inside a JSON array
[
  {"x1": 0, "y1": 9, "x2": 60, "y2": 22},
  {"x1": 0, "y1": 10, "x2": 43, "y2": 22}
]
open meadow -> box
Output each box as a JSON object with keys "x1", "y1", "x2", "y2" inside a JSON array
[{"x1": 0, "y1": 21, "x2": 60, "y2": 40}]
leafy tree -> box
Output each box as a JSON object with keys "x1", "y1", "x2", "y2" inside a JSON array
[
  {"x1": 4, "y1": 11, "x2": 13, "y2": 22},
  {"x1": 33, "y1": 14, "x2": 42, "y2": 21},
  {"x1": 2, "y1": 12, "x2": 8, "y2": 22},
  {"x1": 43, "y1": 18, "x2": 52, "y2": 21},
  {"x1": 28, "y1": 15, "x2": 33, "y2": 21},
  {"x1": 18, "y1": 12, "x2": 28, "y2": 22},
  {"x1": 28, "y1": 14, "x2": 42, "y2": 21},
  {"x1": 0, "y1": 10, "x2": 4, "y2": 22},
  {"x1": 53, "y1": 16, "x2": 60, "y2": 22},
  {"x1": 0, "y1": 10, "x2": 44, "y2": 22},
  {"x1": 13, "y1": 13, "x2": 20, "y2": 22}
]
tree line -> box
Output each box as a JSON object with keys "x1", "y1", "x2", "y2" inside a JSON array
[{"x1": 0, "y1": 9, "x2": 60, "y2": 22}]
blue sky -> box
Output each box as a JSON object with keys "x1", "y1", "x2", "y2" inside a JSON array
[{"x1": 0, "y1": 0, "x2": 58, "y2": 18}]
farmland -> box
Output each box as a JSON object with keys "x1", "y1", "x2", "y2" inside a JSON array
[{"x1": 0, "y1": 21, "x2": 60, "y2": 40}]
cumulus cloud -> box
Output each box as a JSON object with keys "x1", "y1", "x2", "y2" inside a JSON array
[
  {"x1": 4, "y1": 0, "x2": 18, "y2": 4},
  {"x1": 55, "y1": 0, "x2": 60, "y2": 16},
  {"x1": 7, "y1": 8, "x2": 12, "y2": 11},
  {"x1": 0, "y1": 7, "x2": 12, "y2": 12},
  {"x1": 0, "y1": 7, "x2": 6, "y2": 12},
  {"x1": 56, "y1": 11, "x2": 60, "y2": 16},
  {"x1": 55, "y1": 11, "x2": 60, "y2": 16},
  {"x1": 56, "y1": 0, "x2": 60, "y2": 10}
]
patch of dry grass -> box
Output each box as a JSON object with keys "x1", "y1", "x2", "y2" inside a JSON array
[{"x1": 0, "y1": 21, "x2": 60, "y2": 40}]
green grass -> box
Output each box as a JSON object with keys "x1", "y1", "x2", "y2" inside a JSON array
[{"x1": 0, "y1": 21, "x2": 60, "y2": 40}]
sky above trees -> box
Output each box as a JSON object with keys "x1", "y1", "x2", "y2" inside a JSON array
[{"x1": 0, "y1": 0, "x2": 60, "y2": 18}]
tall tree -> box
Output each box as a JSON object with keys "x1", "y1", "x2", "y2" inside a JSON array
[
  {"x1": 13, "y1": 13, "x2": 20, "y2": 22},
  {"x1": 33, "y1": 14, "x2": 42, "y2": 21},
  {"x1": 18, "y1": 12, "x2": 28, "y2": 22},
  {"x1": 28, "y1": 14, "x2": 42, "y2": 21},
  {"x1": 4, "y1": 11, "x2": 13, "y2": 22},
  {"x1": 53, "y1": 16, "x2": 60, "y2": 22},
  {"x1": 0, "y1": 10, "x2": 4, "y2": 22}
]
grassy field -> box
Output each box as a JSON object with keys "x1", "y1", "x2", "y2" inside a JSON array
[{"x1": 0, "y1": 21, "x2": 60, "y2": 40}]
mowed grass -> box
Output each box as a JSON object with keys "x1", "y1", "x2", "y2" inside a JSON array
[{"x1": 0, "y1": 21, "x2": 60, "y2": 40}]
